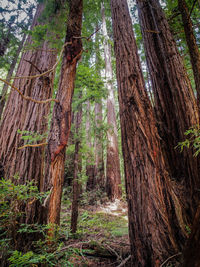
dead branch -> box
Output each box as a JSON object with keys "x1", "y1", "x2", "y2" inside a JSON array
[
  {"x1": 24, "y1": 59, "x2": 42, "y2": 73},
  {"x1": 18, "y1": 142, "x2": 47, "y2": 150},
  {"x1": 11, "y1": 41, "x2": 72, "y2": 80},
  {"x1": 0, "y1": 78, "x2": 59, "y2": 104},
  {"x1": 160, "y1": 252, "x2": 182, "y2": 267},
  {"x1": 116, "y1": 255, "x2": 131, "y2": 267}
]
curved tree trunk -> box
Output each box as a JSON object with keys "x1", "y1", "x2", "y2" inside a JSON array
[
  {"x1": 178, "y1": 0, "x2": 200, "y2": 112},
  {"x1": 136, "y1": 0, "x2": 200, "y2": 219},
  {"x1": 47, "y1": 0, "x2": 83, "y2": 226},
  {"x1": 101, "y1": 2, "x2": 121, "y2": 201},
  {"x1": 110, "y1": 0, "x2": 186, "y2": 265}
]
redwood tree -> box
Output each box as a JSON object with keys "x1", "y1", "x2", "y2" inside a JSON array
[
  {"x1": 111, "y1": 0, "x2": 186, "y2": 265},
  {"x1": 47, "y1": 0, "x2": 83, "y2": 226},
  {"x1": 178, "y1": 0, "x2": 200, "y2": 111},
  {"x1": 101, "y1": 2, "x2": 121, "y2": 200},
  {"x1": 0, "y1": 3, "x2": 57, "y2": 226},
  {"x1": 136, "y1": 0, "x2": 200, "y2": 219}
]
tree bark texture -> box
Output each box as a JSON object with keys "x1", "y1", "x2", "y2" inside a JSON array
[
  {"x1": 182, "y1": 205, "x2": 200, "y2": 267},
  {"x1": 0, "y1": 3, "x2": 57, "y2": 224},
  {"x1": 0, "y1": 33, "x2": 27, "y2": 120},
  {"x1": 101, "y1": 2, "x2": 122, "y2": 201},
  {"x1": 71, "y1": 101, "x2": 82, "y2": 233},
  {"x1": 136, "y1": 0, "x2": 200, "y2": 219},
  {"x1": 47, "y1": 0, "x2": 83, "y2": 226},
  {"x1": 178, "y1": 0, "x2": 200, "y2": 112},
  {"x1": 110, "y1": 0, "x2": 186, "y2": 265}
]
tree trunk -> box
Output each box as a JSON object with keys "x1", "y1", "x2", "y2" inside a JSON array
[
  {"x1": 136, "y1": 0, "x2": 200, "y2": 219},
  {"x1": 182, "y1": 205, "x2": 200, "y2": 267},
  {"x1": 0, "y1": 29, "x2": 10, "y2": 57},
  {"x1": 47, "y1": 0, "x2": 83, "y2": 226},
  {"x1": 102, "y1": 2, "x2": 122, "y2": 201},
  {"x1": 71, "y1": 100, "x2": 82, "y2": 233},
  {"x1": 0, "y1": 3, "x2": 57, "y2": 224},
  {"x1": 86, "y1": 101, "x2": 95, "y2": 191},
  {"x1": 178, "y1": 0, "x2": 200, "y2": 111},
  {"x1": 0, "y1": 33, "x2": 27, "y2": 120},
  {"x1": 110, "y1": 0, "x2": 186, "y2": 265}
]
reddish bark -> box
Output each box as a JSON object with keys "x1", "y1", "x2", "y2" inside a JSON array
[
  {"x1": 47, "y1": 0, "x2": 83, "y2": 226},
  {"x1": 137, "y1": 0, "x2": 200, "y2": 219},
  {"x1": 110, "y1": 0, "x2": 186, "y2": 265},
  {"x1": 178, "y1": 0, "x2": 200, "y2": 112},
  {"x1": 0, "y1": 4, "x2": 57, "y2": 225}
]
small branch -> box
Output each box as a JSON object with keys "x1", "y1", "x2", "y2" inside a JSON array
[
  {"x1": 160, "y1": 252, "x2": 182, "y2": 267},
  {"x1": 73, "y1": 26, "x2": 101, "y2": 41},
  {"x1": 24, "y1": 59, "x2": 42, "y2": 74},
  {"x1": 116, "y1": 255, "x2": 131, "y2": 267},
  {"x1": 145, "y1": 29, "x2": 160, "y2": 34},
  {"x1": 190, "y1": 0, "x2": 198, "y2": 17},
  {"x1": 0, "y1": 78, "x2": 59, "y2": 104},
  {"x1": 18, "y1": 142, "x2": 47, "y2": 150},
  {"x1": 11, "y1": 41, "x2": 72, "y2": 80}
]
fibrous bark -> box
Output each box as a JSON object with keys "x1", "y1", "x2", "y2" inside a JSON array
[
  {"x1": 178, "y1": 0, "x2": 200, "y2": 112},
  {"x1": 0, "y1": 33, "x2": 27, "y2": 120},
  {"x1": 102, "y1": 2, "x2": 122, "y2": 201},
  {"x1": 47, "y1": 0, "x2": 83, "y2": 226},
  {"x1": 136, "y1": 0, "x2": 200, "y2": 219},
  {"x1": 0, "y1": 3, "x2": 57, "y2": 225},
  {"x1": 110, "y1": 0, "x2": 186, "y2": 265}
]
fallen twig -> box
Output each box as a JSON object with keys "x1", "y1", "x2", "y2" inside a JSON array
[
  {"x1": 116, "y1": 255, "x2": 131, "y2": 267},
  {"x1": 160, "y1": 252, "x2": 182, "y2": 267}
]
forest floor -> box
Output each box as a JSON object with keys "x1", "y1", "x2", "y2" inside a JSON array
[{"x1": 60, "y1": 198, "x2": 131, "y2": 266}]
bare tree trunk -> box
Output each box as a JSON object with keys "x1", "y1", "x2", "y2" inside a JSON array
[
  {"x1": 0, "y1": 33, "x2": 26, "y2": 120},
  {"x1": 47, "y1": 0, "x2": 83, "y2": 226},
  {"x1": 94, "y1": 101, "x2": 105, "y2": 188},
  {"x1": 178, "y1": 0, "x2": 200, "y2": 111},
  {"x1": 71, "y1": 100, "x2": 82, "y2": 233},
  {"x1": 102, "y1": 2, "x2": 122, "y2": 201},
  {"x1": 86, "y1": 101, "x2": 95, "y2": 191},
  {"x1": 110, "y1": 0, "x2": 187, "y2": 265},
  {"x1": 0, "y1": 3, "x2": 58, "y2": 250},
  {"x1": 0, "y1": 3, "x2": 57, "y2": 222},
  {"x1": 0, "y1": 29, "x2": 11, "y2": 57},
  {"x1": 136, "y1": 0, "x2": 200, "y2": 219}
]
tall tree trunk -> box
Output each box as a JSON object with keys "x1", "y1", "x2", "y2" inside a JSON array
[
  {"x1": 110, "y1": 0, "x2": 186, "y2": 265},
  {"x1": 0, "y1": 3, "x2": 57, "y2": 223},
  {"x1": 94, "y1": 101, "x2": 105, "y2": 189},
  {"x1": 102, "y1": 2, "x2": 122, "y2": 201},
  {"x1": 86, "y1": 101, "x2": 95, "y2": 191},
  {"x1": 178, "y1": 0, "x2": 200, "y2": 111},
  {"x1": 0, "y1": 33, "x2": 26, "y2": 120},
  {"x1": 136, "y1": 0, "x2": 200, "y2": 219},
  {"x1": 47, "y1": 0, "x2": 83, "y2": 226},
  {"x1": 71, "y1": 100, "x2": 82, "y2": 233}
]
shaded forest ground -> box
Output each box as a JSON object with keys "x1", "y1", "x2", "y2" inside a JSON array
[{"x1": 60, "y1": 194, "x2": 131, "y2": 266}]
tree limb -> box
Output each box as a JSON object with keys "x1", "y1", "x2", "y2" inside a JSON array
[{"x1": 0, "y1": 78, "x2": 59, "y2": 104}]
